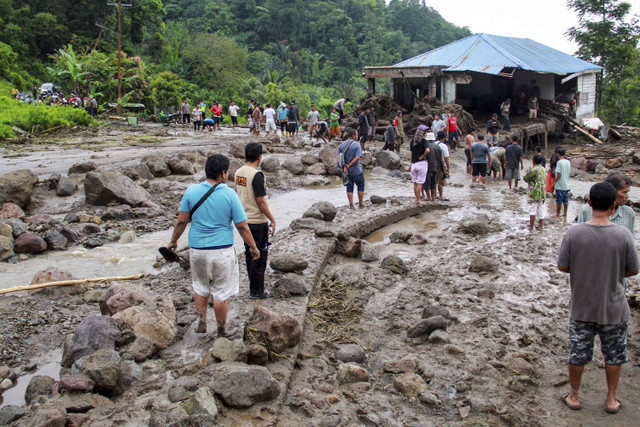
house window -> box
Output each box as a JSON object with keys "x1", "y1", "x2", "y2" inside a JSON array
[{"x1": 580, "y1": 92, "x2": 590, "y2": 104}]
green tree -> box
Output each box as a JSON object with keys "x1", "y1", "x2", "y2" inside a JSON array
[
  {"x1": 148, "y1": 71, "x2": 182, "y2": 110},
  {"x1": 48, "y1": 44, "x2": 88, "y2": 94}
]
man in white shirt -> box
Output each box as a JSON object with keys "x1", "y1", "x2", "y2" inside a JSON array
[
  {"x1": 263, "y1": 104, "x2": 277, "y2": 137},
  {"x1": 307, "y1": 105, "x2": 320, "y2": 138},
  {"x1": 436, "y1": 131, "x2": 451, "y2": 201},
  {"x1": 228, "y1": 101, "x2": 240, "y2": 130},
  {"x1": 333, "y1": 98, "x2": 349, "y2": 123}
]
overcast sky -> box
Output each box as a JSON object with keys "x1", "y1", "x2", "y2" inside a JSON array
[{"x1": 424, "y1": 0, "x2": 640, "y2": 55}]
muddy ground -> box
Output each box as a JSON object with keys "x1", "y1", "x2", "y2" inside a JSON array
[{"x1": 0, "y1": 120, "x2": 640, "y2": 426}]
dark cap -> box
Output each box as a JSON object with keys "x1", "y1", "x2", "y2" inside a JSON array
[{"x1": 492, "y1": 113, "x2": 498, "y2": 117}]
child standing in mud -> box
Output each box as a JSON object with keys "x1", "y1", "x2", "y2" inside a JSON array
[
  {"x1": 524, "y1": 154, "x2": 546, "y2": 230},
  {"x1": 557, "y1": 182, "x2": 639, "y2": 414}
]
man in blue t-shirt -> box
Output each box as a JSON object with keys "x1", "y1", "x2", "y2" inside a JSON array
[
  {"x1": 338, "y1": 128, "x2": 365, "y2": 209},
  {"x1": 167, "y1": 154, "x2": 259, "y2": 337},
  {"x1": 470, "y1": 134, "x2": 492, "y2": 185}
]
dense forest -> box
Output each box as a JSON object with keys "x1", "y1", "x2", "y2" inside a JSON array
[{"x1": 0, "y1": 0, "x2": 469, "y2": 116}]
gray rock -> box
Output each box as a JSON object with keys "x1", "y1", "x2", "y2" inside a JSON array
[
  {"x1": 0, "y1": 405, "x2": 25, "y2": 425},
  {"x1": 245, "y1": 345, "x2": 269, "y2": 366},
  {"x1": 118, "y1": 230, "x2": 136, "y2": 243},
  {"x1": 0, "y1": 236, "x2": 14, "y2": 261},
  {"x1": 0, "y1": 366, "x2": 11, "y2": 381},
  {"x1": 73, "y1": 349, "x2": 137, "y2": 397},
  {"x1": 69, "y1": 162, "x2": 98, "y2": 174},
  {"x1": 24, "y1": 375, "x2": 55, "y2": 404},
  {"x1": 229, "y1": 142, "x2": 247, "y2": 159},
  {"x1": 318, "y1": 415, "x2": 342, "y2": 427},
  {"x1": 468, "y1": 255, "x2": 498, "y2": 273},
  {"x1": 337, "y1": 363, "x2": 369, "y2": 384},
  {"x1": 315, "y1": 227, "x2": 335, "y2": 238},
  {"x1": 81, "y1": 223, "x2": 101, "y2": 235},
  {"x1": 387, "y1": 170, "x2": 401, "y2": 178},
  {"x1": 342, "y1": 237, "x2": 362, "y2": 258},
  {"x1": 306, "y1": 162, "x2": 327, "y2": 175},
  {"x1": 595, "y1": 164, "x2": 609, "y2": 174},
  {"x1": 212, "y1": 337, "x2": 246, "y2": 362},
  {"x1": 360, "y1": 241, "x2": 379, "y2": 262},
  {"x1": 311, "y1": 201, "x2": 337, "y2": 221},
  {"x1": 289, "y1": 218, "x2": 322, "y2": 230},
  {"x1": 401, "y1": 172, "x2": 411, "y2": 181},
  {"x1": 419, "y1": 391, "x2": 440, "y2": 406},
  {"x1": 407, "y1": 315, "x2": 448, "y2": 338},
  {"x1": 168, "y1": 385, "x2": 190, "y2": 403},
  {"x1": 56, "y1": 176, "x2": 77, "y2": 197},
  {"x1": 0, "y1": 223, "x2": 12, "y2": 239},
  {"x1": 167, "y1": 157, "x2": 196, "y2": 175},
  {"x1": 0, "y1": 170, "x2": 38, "y2": 208},
  {"x1": 275, "y1": 273, "x2": 310, "y2": 295},
  {"x1": 244, "y1": 306, "x2": 301, "y2": 353},
  {"x1": 383, "y1": 358, "x2": 418, "y2": 374},
  {"x1": 394, "y1": 373, "x2": 427, "y2": 397},
  {"x1": 282, "y1": 157, "x2": 304, "y2": 175},
  {"x1": 24, "y1": 399, "x2": 66, "y2": 427},
  {"x1": 141, "y1": 155, "x2": 171, "y2": 177},
  {"x1": 63, "y1": 213, "x2": 79, "y2": 224},
  {"x1": 303, "y1": 175, "x2": 332, "y2": 186},
  {"x1": 270, "y1": 255, "x2": 309, "y2": 272},
  {"x1": 335, "y1": 344, "x2": 365, "y2": 363},
  {"x1": 370, "y1": 195, "x2": 387, "y2": 204},
  {"x1": 13, "y1": 232, "x2": 47, "y2": 254},
  {"x1": 182, "y1": 387, "x2": 218, "y2": 417},
  {"x1": 44, "y1": 231, "x2": 68, "y2": 251},
  {"x1": 422, "y1": 306, "x2": 451, "y2": 319},
  {"x1": 61, "y1": 315, "x2": 121, "y2": 368},
  {"x1": 0, "y1": 378, "x2": 13, "y2": 392},
  {"x1": 208, "y1": 362, "x2": 279, "y2": 408},
  {"x1": 390, "y1": 231, "x2": 412, "y2": 243},
  {"x1": 374, "y1": 150, "x2": 401, "y2": 170},
  {"x1": 380, "y1": 255, "x2": 407, "y2": 275},
  {"x1": 265, "y1": 133, "x2": 281, "y2": 144},
  {"x1": 57, "y1": 393, "x2": 113, "y2": 413},
  {"x1": 301, "y1": 153, "x2": 318, "y2": 165},
  {"x1": 100, "y1": 205, "x2": 135, "y2": 221},
  {"x1": 84, "y1": 238, "x2": 103, "y2": 248},
  {"x1": 260, "y1": 157, "x2": 280, "y2": 172},
  {"x1": 318, "y1": 145, "x2": 341, "y2": 176},
  {"x1": 84, "y1": 170, "x2": 151, "y2": 207},
  {"x1": 303, "y1": 206, "x2": 324, "y2": 220},
  {"x1": 4, "y1": 218, "x2": 26, "y2": 236},
  {"x1": 122, "y1": 163, "x2": 154, "y2": 181},
  {"x1": 457, "y1": 221, "x2": 488, "y2": 236},
  {"x1": 428, "y1": 329, "x2": 450, "y2": 344},
  {"x1": 174, "y1": 376, "x2": 200, "y2": 391}
]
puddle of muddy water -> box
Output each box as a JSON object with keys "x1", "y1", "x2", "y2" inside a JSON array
[{"x1": 0, "y1": 350, "x2": 61, "y2": 408}]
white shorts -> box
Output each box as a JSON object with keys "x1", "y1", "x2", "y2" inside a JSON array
[
  {"x1": 528, "y1": 202, "x2": 545, "y2": 219},
  {"x1": 189, "y1": 247, "x2": 239, "y2": 300},
  {"x1": 265, "y1": 119, "x2": 276, "y2": 132}
]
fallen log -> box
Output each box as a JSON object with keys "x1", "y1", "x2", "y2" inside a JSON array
[{"x1": 0, "y1": 273, "x2": 145, "y2": 295}]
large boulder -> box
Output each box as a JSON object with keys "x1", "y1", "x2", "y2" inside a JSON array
[
  {"x1": 270, "y1": 254, "x2": 308, "y2": 272},
  {"x1": 0, "y1": 170, "x2": 37, "y2": 208},
  {"x1": 112, "y1": 296, "x2": 178, "y2": 362},
  {"x1": 182, "y1": 387, "x2": 218, "y2": 418},
  {"x1": 84, "y1": 170, "x2": 151, "y2": 207},
  {"x1": 244, "y1": 306, "x2": 301, "y2": 353},
  {"x1": 30, "y1": 267, "x2": 76, "y2": 285},
  {"x1": 319, "y1": 145, "x2": 341, "y2": 176},
  {"x1": 72, "y1": 349, "x2": 139, "y2": 397},
  {"x1": 310, "y1": 201, "x2": 337, "y2": 221},
  {"x1": 61, "y1": 315, "x2": 121, "y2": 368},
  {"x1": 24, "y1": 399, "x2": 67, "y2": 427},
  {"x1": 99, "y1": 283, "x2": 154, "y2": 315},
  {"x1": 302, "y1": 153, "x2": 318, "y2": 165},
  {"x1": 208, "y1": 362, "x2": 279, "y2": 408},
  {"x1": 306, "y1": 163, "x2": 327, "y2": 175},
  {"x1": 56, "y1": 176, "x2": 77, "y2": 197},
  {"x1": 260, "y1": 157, "x2": 280, "y2": 172},
  {"x1": 69, "y1": 162, "x2": 98, "y2": 175},
  {"x1": 141, "y1": 155, "x2": 171, "y2": 177},
  {"x1": 229, "y1": 142, "x2": 247, "y2": 159},
  {"x1": 0, "y1": 236, "x2": 13, "y2": 261},
  {"x1": 3, "y1": 218, "x2": 26, "y2": 236},
  {"x1": 0, "y1": 203, "x2": 25, "y2": 220},
  {"x1": 44, "y1": 230, "x2": 68, "y2": 251},
  {"x1": 282, "y1": 157, "x2": 304, "y2": 175},
  {"x1": 24, "y1": 375, "x2": 55, "y2": 404},
  {"x1": 374, "y1": 150, "x2": 401, "y2": 170},
  {"x1": 122, "y1": 163, "x2": 154, "y2": 181},
  {"x1": 14, "y1": 232, "x2": 47, "y2": 254},
  {"x1": 265, "y1": 134, "x2": 281, "y2": 145},
  {"x1": 167, "y1": 157, "x2": 196, "y2": 175},
  {"x1": 274, "y1": 273, "x2": 310, "y2": 296}
]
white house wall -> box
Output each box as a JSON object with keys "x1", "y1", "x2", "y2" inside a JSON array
[{"x1": 576, "y1": 73, "x2": 597, "y2": 119}]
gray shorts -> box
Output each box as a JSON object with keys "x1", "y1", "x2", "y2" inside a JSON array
[
  {"x1": 487, "y1": 133, "x2": 499, "y2": 146},
  {"x1": 505, "y1": 167, "x2": 520, "y2": 180},
  {"x1": 569, "y1": 319, "x2": 628, "y2": 366}
]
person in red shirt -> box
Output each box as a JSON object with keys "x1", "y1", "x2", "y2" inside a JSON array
[
  {"x1": 446, "y1": 112, "x2": 460, "y2": 151},
  {"x1": 210, "y1": 102, "x2": 223, "y2": 131}
]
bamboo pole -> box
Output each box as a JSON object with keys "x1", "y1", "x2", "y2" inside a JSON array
[
  {"x1": 0, "y1": 273, "x2": 145, "y2": 295},
  {"x1": 569, "y1": 122, "x2": 604, "y2": 144}
]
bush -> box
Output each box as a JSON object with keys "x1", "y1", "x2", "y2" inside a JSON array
[{"x1": 0, "y1": 95, "x2": 96, "y2": 139}]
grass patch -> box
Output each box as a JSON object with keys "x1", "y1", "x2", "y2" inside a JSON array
[
  {"x1": 308, "y1": 277, "x2": 362, "y2": 343},
  {"x1": 0, "y1": 95, "x2": 96, "y2": 140}
]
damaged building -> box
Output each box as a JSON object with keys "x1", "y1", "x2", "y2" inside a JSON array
[{"x1": 363, "y1": 33, "x2": 603, "y2": 120}]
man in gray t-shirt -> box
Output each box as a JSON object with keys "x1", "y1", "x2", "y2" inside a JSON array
[{"x1": 557, "y1": 182, "x2": 639, "y2": 413}]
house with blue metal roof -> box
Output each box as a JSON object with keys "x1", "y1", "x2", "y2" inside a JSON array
[{"x1": 363, "y1": 33, "x2": 603, "y2": 119}]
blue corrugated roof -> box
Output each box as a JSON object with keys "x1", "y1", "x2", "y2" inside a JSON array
[{"x1": 393, "y1": 33, "x2": 603, "y2": 75}]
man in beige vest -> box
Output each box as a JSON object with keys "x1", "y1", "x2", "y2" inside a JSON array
[{"x1": 234, "y1": 142, "x2": 276, "y2": 299}]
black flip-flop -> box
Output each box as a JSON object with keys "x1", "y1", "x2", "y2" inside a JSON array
[
  {"x1": 561, "y1": 393, "x2": 582, "y2": 410},
  {"x1": 159, "y1": 247, "x2": 182, "y2": 263},
  {"x1": 605, "y1": 399, "x2": 622, "y2": 414}
]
